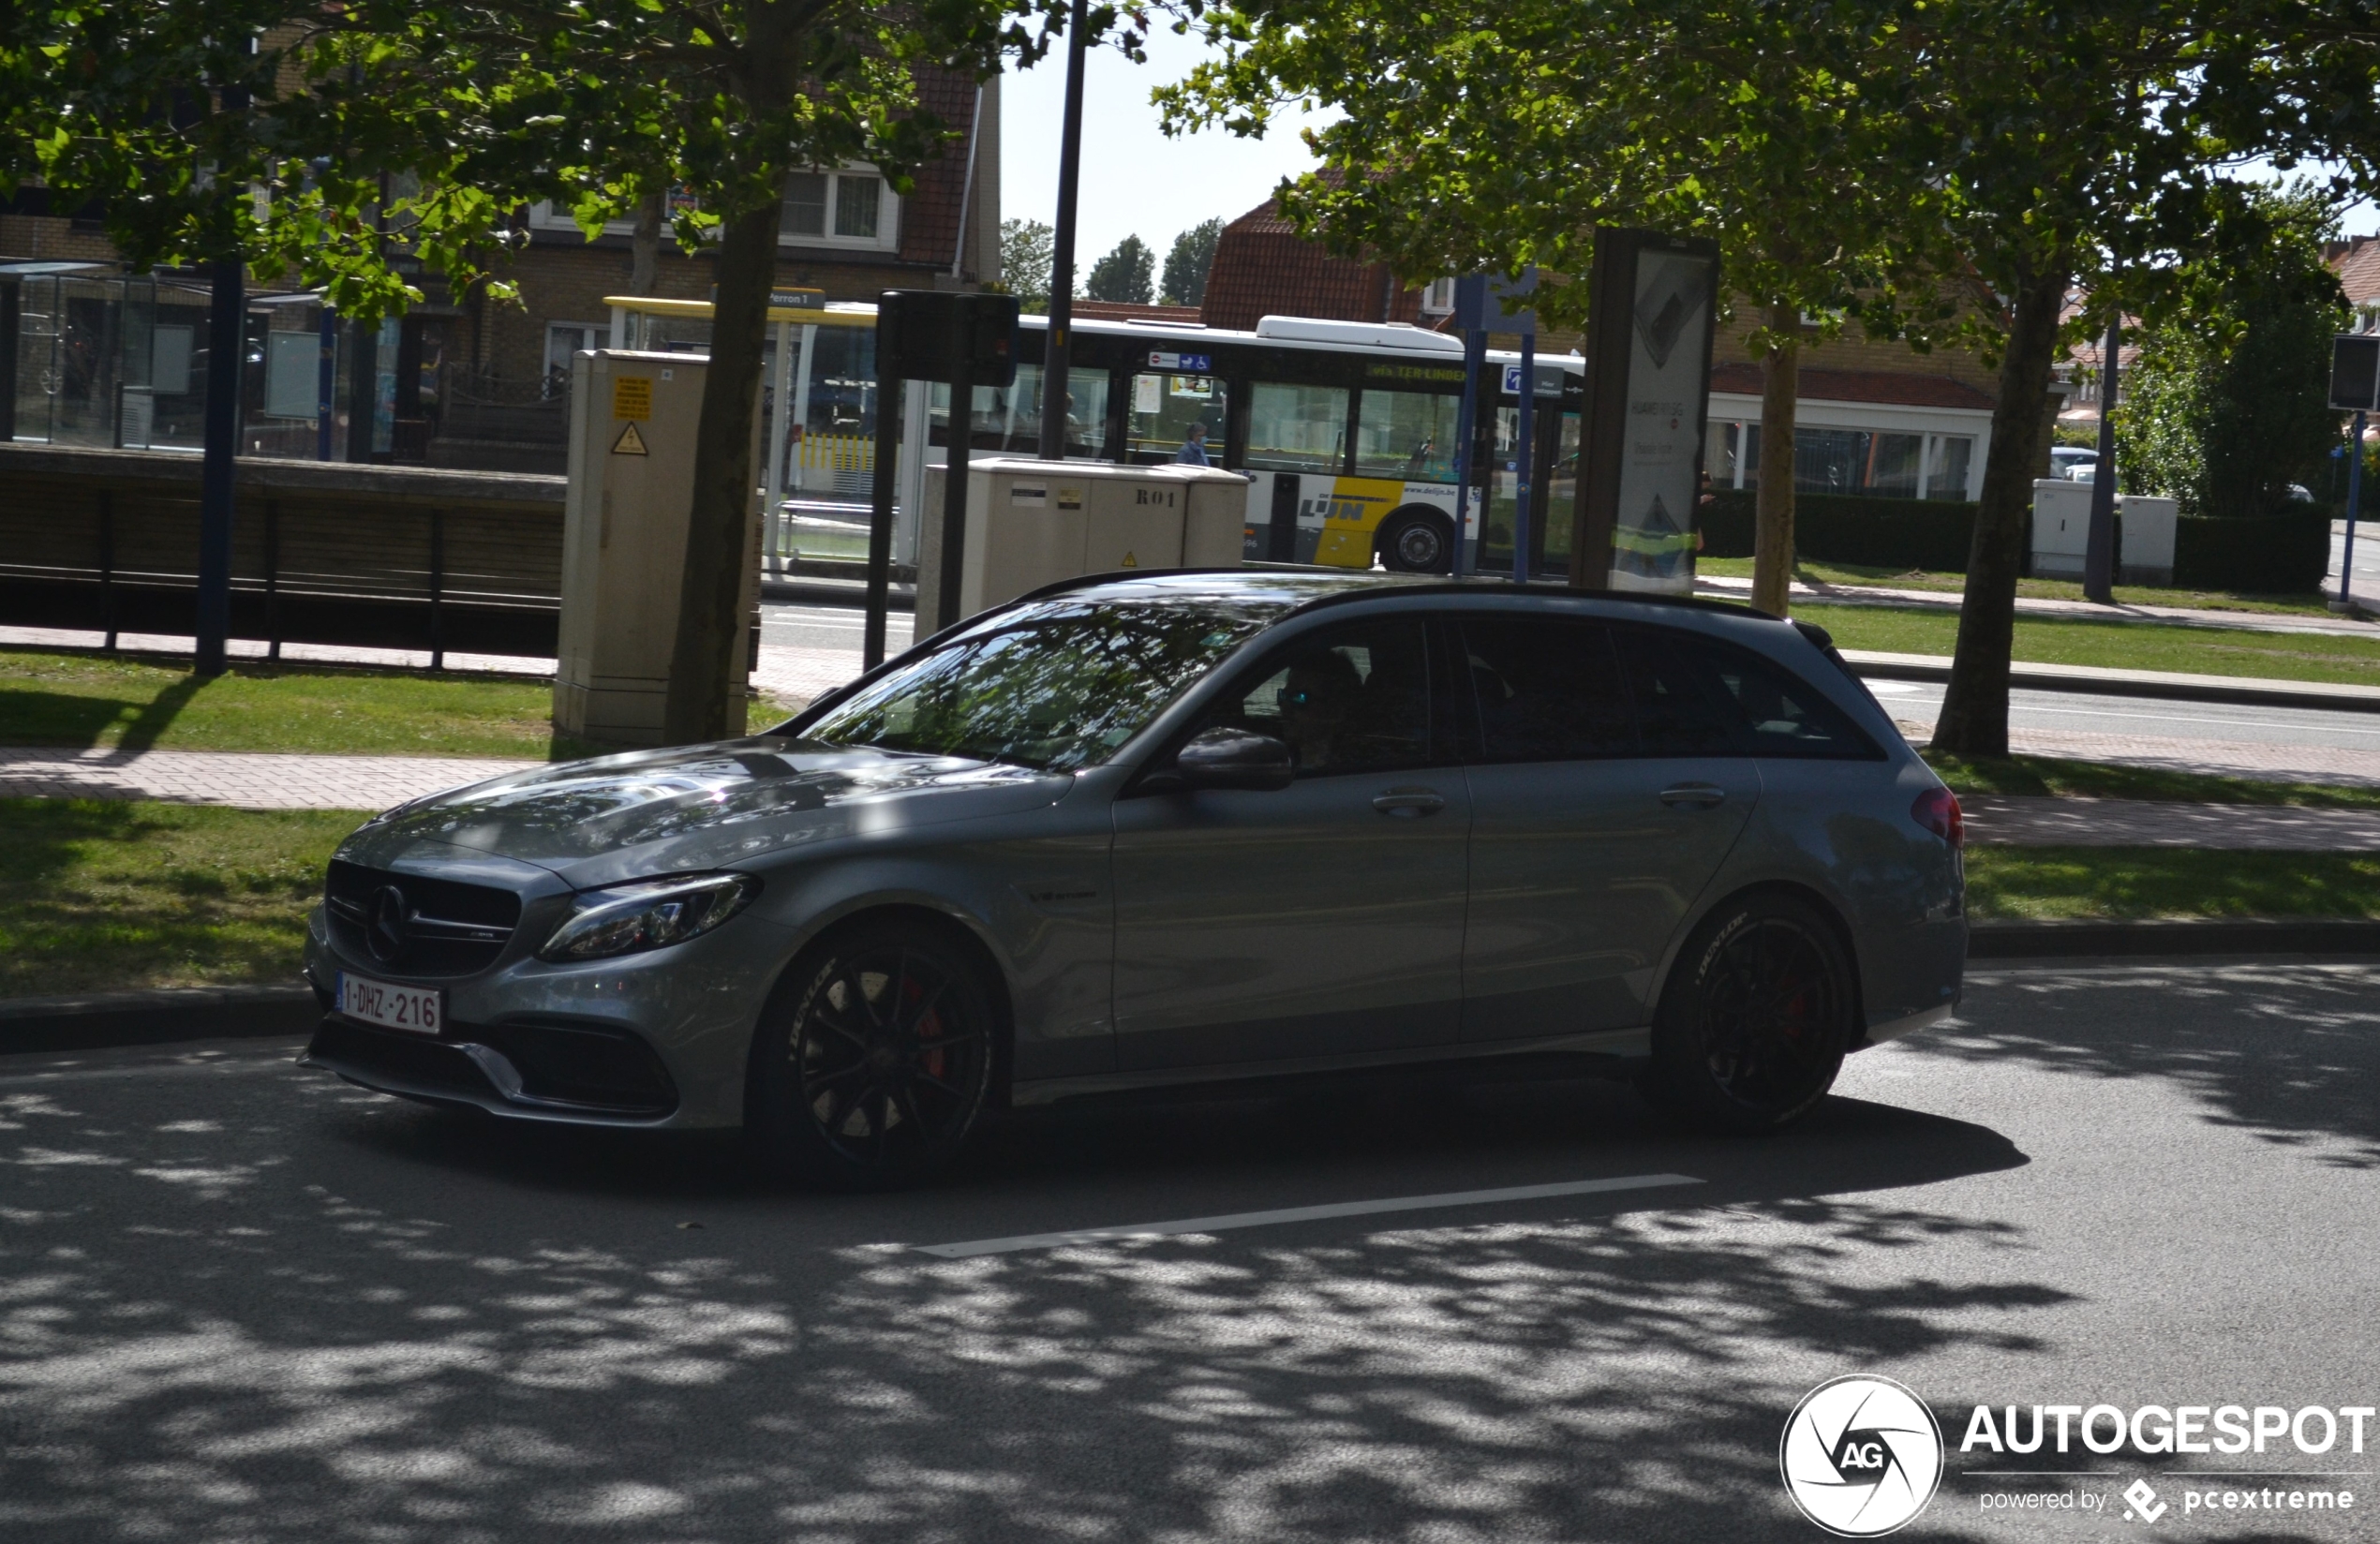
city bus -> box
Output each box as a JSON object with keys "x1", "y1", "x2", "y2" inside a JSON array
[
  {"x1": 929, "y1": 313, "x2": 1588, "y2": 576},
  {"x1": 603, "y1": 294, "x2": 1605, "y2": 579}
]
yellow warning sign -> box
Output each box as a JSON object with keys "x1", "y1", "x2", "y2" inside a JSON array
[
  {"x1": 611, "y1": 421, "x2": 648, "y2": 456},
  {"x1": 1120, "y1": 551, "x2": 1138, "y2": 568},
  {"x1": 612, "y1": 376, "x2": 652, "y2": 421}
]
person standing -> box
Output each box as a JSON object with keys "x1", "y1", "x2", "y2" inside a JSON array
[{"x1": 1176, "y1": 420, "x2": 1212, "y2": 466}]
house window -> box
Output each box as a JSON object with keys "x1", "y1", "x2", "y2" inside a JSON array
[
  {"x1": 1419, "y1": 278, "x2": 1457, "y2": 316},
  {"x1": 780, "y1": 170, "x2": 896, "y2": 250}
]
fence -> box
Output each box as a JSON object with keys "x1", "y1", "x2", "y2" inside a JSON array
[{"x1": 0, "y1": 443, "x2": 567, "y2": 661}]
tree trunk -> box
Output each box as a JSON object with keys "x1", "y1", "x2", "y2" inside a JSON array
[
  {"x1": 629, "y1": 190, "x2": 663, "y2": 295},
  {"x1": 1931, "y1": 267, "x2": 2070, "y2": 757},
  {"x1": 662, "y1": 200, "x2": 776, "y2": 744},
  {"x1": 1752, "y1": 301, "x2": 1800, "y2": 616}
]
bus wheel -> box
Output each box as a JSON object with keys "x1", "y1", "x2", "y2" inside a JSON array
[{"x1": 1378, "y1": 510, "x2": 1453, "y2": 573}]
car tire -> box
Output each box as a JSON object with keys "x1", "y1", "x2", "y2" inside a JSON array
[
  {"x1": 747, "y1": 921, "x2": 998, "y2": 1190},
  {"x1": 1641, "y1": 892, "x2": 1852, "y2": 1135},
  {"x1": 1377, "y1": 510, "x2": 1454, "y2": 573}
]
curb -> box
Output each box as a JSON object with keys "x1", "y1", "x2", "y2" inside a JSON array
[
  {"x1": 0, "y1": 985, "x2": 319, "y2": 1057},
  {"x1": 1968, "y1": 917, "x2": 2380, "y2": 958},
  {"x1": 1840, "y1": 648, "x2": 2380, "y2": 715}
]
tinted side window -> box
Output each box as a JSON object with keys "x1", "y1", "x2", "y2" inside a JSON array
[
  {"x1": 1461, "y1": 616, "x2": 1636, "y2": 762},
  {"x1": 1614, "y1": 627, "x2": 1883, "y2": 760},
  {"x1": 1693, "y1": 638, "x2": 1884, "y2": 760},
  {"x1": 1614, "y1": 629, "x2": 1739, "y2": 756},
  {"x1": 1196, "y1": 619, "x2": 1432, "y2": 778}
]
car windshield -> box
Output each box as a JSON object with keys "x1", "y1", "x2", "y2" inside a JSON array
[{"x1": 797, "y1": 599, "x2": 1274, "y2": 771}]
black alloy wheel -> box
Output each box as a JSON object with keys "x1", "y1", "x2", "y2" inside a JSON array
[
  {"x1": 1644, "y1": 894, "x2": 1851, "y2": 1133},
  {"x1": 751, "y1": 924, "x2": 997, "y2": 1188},
  {"x1": 1379, "y1": 511, "x2": 1453, "y2": 573}
]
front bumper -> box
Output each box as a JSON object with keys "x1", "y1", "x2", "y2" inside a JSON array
[{"x1": 302, "y1": 902, "x2": 794, "y2": 1129}]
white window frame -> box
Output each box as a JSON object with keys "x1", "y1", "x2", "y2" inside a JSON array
[
  {"x1": 1706, "y1": 392, "x2": 1991, "y2": 501},
  {"x1": 775, "y1": 167, "x2": 900, "y2": 252},
  {"x1": 1418, "y1": 277, "x2": 1458, "y2": 316},
  {"x1": 525, "y1": 169, "x2": 899, "y2": 252}
]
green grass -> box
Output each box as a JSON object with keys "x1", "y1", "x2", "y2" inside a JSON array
[
  {"x1": 1922, "y1": 750, "x2": 2380, "y2": 810},
  {"x1": 1790, "y1": 603, "x2": 2380, "y2": 688},
  {"x1": 1697, "y1": 555, "x2": 2337, "y2": 617},
  {"x1": 0, "y1": 799, "x2": 366, "y2": 997},
  {"x1": 0, "y1": 646, "x2": 597, "y2": 760},
  {"x1": 1964, "y1": 846, "x2": 2380, "y2": 921}
]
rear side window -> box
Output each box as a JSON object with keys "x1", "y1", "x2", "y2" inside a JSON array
[
  {"x1": 1461, "y1": 616, "x2": 1636, "y2": 761},
  {"x1": 1617, "y1": 627, "x2": 1882, "y2": 760}
]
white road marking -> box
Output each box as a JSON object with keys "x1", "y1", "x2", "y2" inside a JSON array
[{"x1": 912, "y1": 1172, "x2": 1704, "y2": 1257}]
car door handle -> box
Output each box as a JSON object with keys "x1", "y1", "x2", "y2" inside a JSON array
[
  {"x1": 1372, "y1": 787, "x2": 1447, "y2": 817},
  {"x1": 1658, "y1": 782, "x2": 1727, "y2": 809}
]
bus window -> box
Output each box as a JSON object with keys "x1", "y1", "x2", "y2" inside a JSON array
[
  {"x1": 930, "y1": 364, "x2": 1106, "y2": 458},
  {"x1": 1124, "y1": 373, "x2": 1226, "y2": 465},
  {"x1": 1245, "y1": 382, "x2": 1348, "y2": 473},
  {"x1": 1353, "y1": 388, "x2": 1460, "y2": 483}
]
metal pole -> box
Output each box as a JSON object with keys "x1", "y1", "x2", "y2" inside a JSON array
[
  {"x1": 939, "y1": 347, "x2": 975, "y2": 628},
  {"x1": 194, "y1": 255, "x2": 244, "y2": 676},
  {"x1": 2343, "y1": 410, "x2": 2367, "y2": 611},
  {"x1": 864, "y1": 371, "x2": 901, "y2": 669},
  {"x1": 1450, "y1": 327, "x2": 1485, "y2": 577},
  {"x1": 316, "y1": 303, "x2": 336, "y2": 460},
  {"x1": 1512, "y1": 334, "x2": 1537, "y2": 583},
  {"x1": 2082, "y1": 316, "x2": 2120, "y2": 602},
  {"x1": 1037, "y1": 0, "x2": 1090, "y2": 461}
]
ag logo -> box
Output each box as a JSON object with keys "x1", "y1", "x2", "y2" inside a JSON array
[{"x1": 1779, "y1": 1374, "x2": 1943, "y2": 1537}]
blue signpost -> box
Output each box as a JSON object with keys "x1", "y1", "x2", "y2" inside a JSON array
[
  {"x1": 2328, "y1": 334, "x2": 2380, "y2": 616},
  {"x1": 1449, "y1": 275, "x2": 1489, "y2": 578}
]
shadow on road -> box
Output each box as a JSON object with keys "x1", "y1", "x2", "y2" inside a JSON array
[
  {"x1": 0, "y1": 1041, "x2": 2058, "y2": 1543},
  {"x1": 1908, "y1": 960, "x2": 2380, "y2": 1169}
]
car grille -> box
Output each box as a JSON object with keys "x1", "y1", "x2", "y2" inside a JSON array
[
  {"x1": 305, "y1": 1017, "x2": 679, "y2": 1120},
  {"x1": 326, "y1": 860, "x2": 524, "y2": 978}
]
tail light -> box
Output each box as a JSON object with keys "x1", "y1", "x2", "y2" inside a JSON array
[{"x1": 1911, "y1": 787, "x2": 1963, "y2": 850}]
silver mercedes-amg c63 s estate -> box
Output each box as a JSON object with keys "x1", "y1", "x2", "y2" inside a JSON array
[{"x1": 302, "y1": 572, "x2": 1966, "y2": 1187}]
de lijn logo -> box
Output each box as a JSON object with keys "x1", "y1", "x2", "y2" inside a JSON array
[{"x1": 1780, "y1": 1375, "x2": 1946, "y2": 1537}]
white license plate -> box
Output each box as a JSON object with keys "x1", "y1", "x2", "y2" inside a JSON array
[{"x1": 337, "y1": 972, "x2": 444, "y2": 1036}]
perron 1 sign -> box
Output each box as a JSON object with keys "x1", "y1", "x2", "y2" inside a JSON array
[{"x1": 1569, "y1": 228, "x2": 1719, "y2": 594}]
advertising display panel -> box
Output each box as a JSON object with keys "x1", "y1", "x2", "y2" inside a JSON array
[{"x1": 1569, "y1": 228, "x2": 1720, "y2": 592}]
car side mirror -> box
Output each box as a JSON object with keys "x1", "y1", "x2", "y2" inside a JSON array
[{"x1": 1172, "y1": 727, "x2": 1296, "y2": 793}]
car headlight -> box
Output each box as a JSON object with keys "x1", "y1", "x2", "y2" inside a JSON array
[{"x1": 538, "y1": 873, "x2": 760, "y2": 962}]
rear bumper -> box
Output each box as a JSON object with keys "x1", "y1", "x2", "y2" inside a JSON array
[{"x1": 303, "y1": 1015, "x2": 682, "y2": 1125}]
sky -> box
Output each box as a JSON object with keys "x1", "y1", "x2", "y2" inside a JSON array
[{"x1": 998, "y1": 23, "x2": 1330, "y2": 278}]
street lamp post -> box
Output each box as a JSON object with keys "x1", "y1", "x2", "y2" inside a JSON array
[
  {"x1": 1037, "y1": 0, "x2": 1090, "y2": 461},
  {"x1": 2342, "y1": 411, "x2": 2367, "y2": 616},
  {"x1": 2081, "y1": 316, "x2": 2121, "y2": 604}
]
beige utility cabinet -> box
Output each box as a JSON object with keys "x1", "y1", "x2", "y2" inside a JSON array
[
  {"x1": 557, "y1": 350, "x2": 762, "y2": 744},
  {"x1": 915, "y1": 457, "x2": 1250, "y2": 633}
]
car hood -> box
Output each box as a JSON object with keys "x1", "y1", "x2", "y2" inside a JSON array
[{"x1": 335, "y1": 738, "x2": 1073, "y2": 883}]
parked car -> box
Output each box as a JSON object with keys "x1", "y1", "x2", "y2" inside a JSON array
[
  {"x1": 2049, "y1": 447, "x2": 2099, "y2": 481},
  {"x1": 301, "y1": 572, "x2": 1968, "y2": 1186}
]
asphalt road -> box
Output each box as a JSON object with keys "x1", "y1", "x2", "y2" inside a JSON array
[
  {"x1": 2, "y1": 962, "x2": 2375, "y2": 1541},
  {"x1": 1867, "y1": 677, "x2": 2380, "y2": 757},
  {"x1": 761, "y1": 600, "x2": 913, "y2": 655}
]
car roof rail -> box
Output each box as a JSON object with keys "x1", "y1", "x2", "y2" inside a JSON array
[{"x1": 1003, "y1": 568, "x2": 1779, "y2": 622}]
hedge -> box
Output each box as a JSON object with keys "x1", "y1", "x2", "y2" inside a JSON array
[
  {"x1": 2171, "y1": 510, "x2": 2331, "y2": 593},
  {"x1": 1699, "y1": 489, "x2": 1980, "y2": 572},
  {"x1": 1702, "y1": 489, "x2": 2332, "y2": 595}
]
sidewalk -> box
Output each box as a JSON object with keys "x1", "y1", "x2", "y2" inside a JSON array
[
  {"x1": 0, "y1": 745, "x2": 541, "y2": 809},
  {"x1": 1695, "y1": 573, "x2": 2380, "y2": 639},
  {"x1": 1962, "y1": 794, "x2": 2380, "y2": 848},
  {"x1": 1843, "y1": 647, "x2": 2380, "y2": 713}
]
